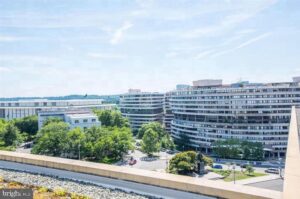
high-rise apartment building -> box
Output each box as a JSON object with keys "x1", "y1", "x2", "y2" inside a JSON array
[
  {"x1": 163, "y1": 92, "x2": 174, "y2": 133},
  {"x1": 170, "y1": 78, "x2": 300, "y2": 157},
  {"x1": 0, "y1": 99, "x2": 115, "y2": 120},
  {"x1": 120, "y1": 90, "x2": 164, "y2": 132}
]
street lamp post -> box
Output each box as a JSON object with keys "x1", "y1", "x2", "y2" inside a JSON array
[
  {"x1": 232, "y1": 164, "x2": 236, "y2": 184},
  {"x1": 78, "y1": 143, "x2": 81, "y2": 160},
  {"x1": 278, "y1": 157, "x2": 282, "y2": 178}
]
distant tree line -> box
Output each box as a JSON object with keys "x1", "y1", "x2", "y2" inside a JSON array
[
  {"x1": 0, "y1": 115, "x2": 38, "y2": 150},
  {"x1": 212, "y1": 139, "x2": 264, "y2": 161}
]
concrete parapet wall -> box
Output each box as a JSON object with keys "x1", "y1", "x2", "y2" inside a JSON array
[
  {"x1": 283, "y1": 107, "x2": 300, "y2": 199},
  {"x1": 0, "y1": 150, "x2": 281, "y2": 199}
]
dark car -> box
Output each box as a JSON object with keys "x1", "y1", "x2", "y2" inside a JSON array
[
  {"x1": 213, "y1": 164, "x2": 223, "y2": 169},
  {"x1": 265, "y1": 168, "x2": 279, "y2": 174}
]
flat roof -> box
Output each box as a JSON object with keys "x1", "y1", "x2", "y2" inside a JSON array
[{"x1": 66, "y1": 113, "x2": 97, "y2": 119}]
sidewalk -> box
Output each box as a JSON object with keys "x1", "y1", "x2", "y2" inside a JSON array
[{"x1": 232, "y1": 174, "x2": 281, "y2": 185}]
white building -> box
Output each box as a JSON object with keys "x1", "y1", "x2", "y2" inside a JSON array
[
  {"x1": 163, "y1": 92, "x2": 174, "y2": 133},
  {"x1": 170, "y1": 77, "x2": 300, "y2": 158},
  {"x1": 120, "y1": 90, "x2": 164, "y2": 132},
  {"x1": 0, "y1": 99, "x2": 115, "y2": 120},
  {"x1": 38, "y1": 110, "x2": 101, "y2": 130}
]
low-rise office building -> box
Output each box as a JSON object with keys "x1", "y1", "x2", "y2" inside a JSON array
[
  {"x1": 120, "y1": 89, "x2": 164, "y2": 131},
  {"x1": 170, "y1": 77, "x2": 300, "y2": 157},
  {"x1": 38, "y1": 110, "x2": 101, "y2": 130},
  {"x1": 0, "y1": 99, "x2": 115, "y2": 120}
]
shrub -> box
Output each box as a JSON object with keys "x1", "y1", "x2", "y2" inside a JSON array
[
  {"x1": 37, "y1": 186, "x2": 49, "y2": 193},
  {"x1": 54, "y1": 188, "x2": 67, "y2": 197}
]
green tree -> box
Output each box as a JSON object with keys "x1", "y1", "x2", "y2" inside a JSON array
[
  {"x1": 169, "y1": 151, "x2": 197, "y2": 174},
  {"x1": 202, "y1": 155, "x2": 214, "y2": 167},
  {"x1": 94, "y1": 110, "x2": 129, "y2": 128},
  {"x1": 137, "y1": 122, "x2": 165, "y2": 139},
  {"x1": 14, "y1": 115, "x2": 38, "y2": 141},
  {"x1": 245, "y1": 165, "x2": 254, "y2": 175},
  {"x1": 175, "y1": 132, "x2": 191, "y2": 151},
  {"x1": 141, "y1": 129, "x2": 160, "y2": 156},
  {"x1": 65, "y1": 127, "x2": 85, "y2": 159},
  {"x1": 42, "y1": 117, "x2": 63, "y2": 127},
  {"x1": 161, "y1": 134, "x2": 175, "y2": 150},
  {"x1": 32, "y1": 122, "x2": 69, "y2": 156},
  {"x1": 213, "y1": 139, "x2": 264, "y2": 160},
  {"x1": 0, "y1": 122, "x2": 22, "y2": 147}
]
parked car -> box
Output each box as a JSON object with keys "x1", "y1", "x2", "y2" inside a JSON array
[
  {"x1": 212, "y1": 164, "x2": 223, "y2": 169},
  {"x1": 265, "y1": 168, "x2": 279, "y2": 174}
]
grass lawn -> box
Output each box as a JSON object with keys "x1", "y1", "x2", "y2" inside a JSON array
[{"x1": 211, "y1": 169, "x2": 267, "y2": 182}]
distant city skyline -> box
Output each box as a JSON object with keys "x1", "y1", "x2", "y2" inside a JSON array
[{"x1": 0, "y1": 0, "x2": 300, "y2": 97}]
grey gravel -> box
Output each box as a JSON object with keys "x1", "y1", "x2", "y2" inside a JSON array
[{"x1": 0, "y1": 168, "x2": 153, "y2": 199}]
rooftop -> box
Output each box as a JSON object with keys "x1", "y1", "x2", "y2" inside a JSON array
[{"x1": 66, "y1": 113, "x2": 98, "y2": 119}]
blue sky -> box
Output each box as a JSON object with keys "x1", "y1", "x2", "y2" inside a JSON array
[{"x1": 0, "y1": 0, "x2": 299, "y2": 97}]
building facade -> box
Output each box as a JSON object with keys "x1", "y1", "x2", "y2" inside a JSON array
[
  {"x1": 38, "y1": 110, "x2": 101, "y2": 130},
  {"x1": 170, "y1": 78, "x2": 300, "y2": 157},
  {"x1": 0, "y1": 99, "x2": 115, "y2": 120},
  {"x1": 120, "y1": 90, "x2": 164, "y2": 131},
  {"x1": 163, "y1": 92, "x2": 174, "y2": 133}
]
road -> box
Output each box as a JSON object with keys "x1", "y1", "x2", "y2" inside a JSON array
[
  {"x1": 0, "y1": 160, "x2": 214, "y2": 199},
  {"x1": 248, "y1": 179, "x2": 284, "y2": 191}
]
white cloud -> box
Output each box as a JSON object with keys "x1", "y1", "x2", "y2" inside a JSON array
[
  {"x1": 0, "y1": 36, "x2": 27, "y2": 42},
  {"x1": 87, "y1": 53, "x2": 126, "y2": 59},
  {"x1": 194, "y1": 50, "x2": 215, "y2": 59},
  {"x1": 183, "y1": 0, "x2": 277, "y2": 39},
  {"x1": 0, "y1": 67, "x2": 11, "y2": 72},
  {"x1": 110, "y1": 21, "x2": 133, "y2": 45},
  {"x1": 236, "y1": 32, "x2": 272, "y2": 49},
  {"x1": 211, "y1": 32, "x2": 272, "y2": 57}
]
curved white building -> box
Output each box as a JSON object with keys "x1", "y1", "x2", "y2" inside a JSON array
[
  {"x1": 163, "y1": 92, "x2": 174, "y2": 133},
  {"x1": 170, "y1": 78, "x2": 300, "y2": 157},
  {"x1": 120, "y1": 90, "x2": 164, "y2": 132}
]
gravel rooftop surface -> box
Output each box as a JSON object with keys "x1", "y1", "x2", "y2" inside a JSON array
[{"x1": 0, "y1": 168, "x2": 157, "y2": 199}]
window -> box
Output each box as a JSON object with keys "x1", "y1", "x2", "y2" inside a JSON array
[
  {"x1": 75, "y1": 120, "x2": 79, "y2": 124},
  {"x1": 92, "y1": 119, "x2": 96, "y2": 122},
  {"x1": 83, "y1": 119, "x2": 88, "y2": 123}
]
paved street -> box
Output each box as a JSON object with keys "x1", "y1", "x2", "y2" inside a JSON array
[
  {"x1": 0, "y1": 160, "x2": 214, "y2": 199},
  {"x1": 248, "y1": 179, "x2": 284, "y2": 191},
  {"x1": 116, "y1": 150, "x2": 175, "y2": 172}
]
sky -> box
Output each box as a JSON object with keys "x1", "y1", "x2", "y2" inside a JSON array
[{"x1": 0, "y1": 0, "x2": 300, "y2": 97}]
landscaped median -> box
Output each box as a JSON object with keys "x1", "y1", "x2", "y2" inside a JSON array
[
  {"x1": 210, "y1": 169, "x2": 267, "y2": 182},
  {"x1": 0, "y1": 150, "x2": 282, "y2": 199}
]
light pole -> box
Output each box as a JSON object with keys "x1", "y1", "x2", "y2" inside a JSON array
[
  {"x1": 232, "y1": 164, "x2": 236, "y2": 184},
  {"x1": 278, "y1": 157, "x2": 282, "y2": 178},
  {"x1": 78, "y1": 143, "x2": 81, "y2": 160}
]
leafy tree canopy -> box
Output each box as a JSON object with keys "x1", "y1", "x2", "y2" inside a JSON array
[
  {"x1": 141, "y1": 129, "x2": 161, "y2": 156},
  {"x1": 94, "y1": 110, "x2": 129, "y2": 128},
  {"x1": 212, "y1": 139, "x2": 264, "y2": 161},
  {"x1": 169, "y1": 151, "x2": 197, "y2": 174},
  {"x1": 13, "y1": 115, "x2": 38, "y2": 141}
]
